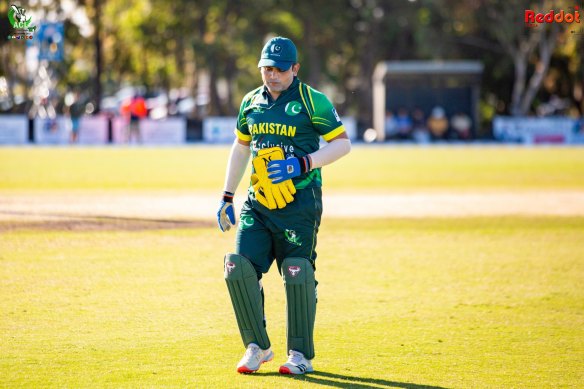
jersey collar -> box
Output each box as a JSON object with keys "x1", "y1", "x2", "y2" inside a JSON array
[{"x1": 261, "y1": 77, "x2": 300, "y2": 104}]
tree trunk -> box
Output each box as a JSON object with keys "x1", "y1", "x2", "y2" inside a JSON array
[
  {"x1": 511, "y1": 55, "x2": 527, "y2": 116},
  {"x1": 303, "y1": 16, "x2": 321, "y2": 87},
  {"x1": 209, "y1": 67, "x2": 224, "y2": 116},
  {"x1": 93, "y1": 0, "x2": 102, "y2": 113}
]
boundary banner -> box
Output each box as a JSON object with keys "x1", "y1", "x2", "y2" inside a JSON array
[
  {"x1": 493, "y1": 116, "x2": 578, "y2": 144},
  {"x1": 0, "y1": 115, "x2": 28, "y2": 144},
  {"x1": 34, "y1": 117, "x2": 69, "y2": 144},
  {"x1": 34, "y1": 116, "x2": 109, "y2": 144},
  {"x1": 77, "y1": 116, "x2": 108, "y2": 144},
  {"x1": 112, "y1": 117, "x2": 186, "y2": 144},
  {"x1": 203, "y1": 116, "x2": 357, "y2": 143}
]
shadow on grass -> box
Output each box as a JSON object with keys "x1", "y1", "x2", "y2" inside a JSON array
[{"x1": 257, "y1": 370, "x2": 448, "y2": 388}]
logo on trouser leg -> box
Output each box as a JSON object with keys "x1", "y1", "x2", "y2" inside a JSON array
[
  {"x1": 288, "y1": 266, "x2": 301, "y2": 277},
  {"x1": 225, "y1": 261, "x2": 236, "y2": 274},
  {"x1": 239, "y1": 215, "x2": 254, "y2": 230},
  {"x1": 284, "y1": 229, "x2": 302, "y2": 246}
]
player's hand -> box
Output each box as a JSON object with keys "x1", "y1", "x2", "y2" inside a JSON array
[
  {"x1": 267, "y1": 156, "x2": 311, "y2": 184},
  {"x1": 217, "y1": 191, "x2": 235, "y2": 232}
]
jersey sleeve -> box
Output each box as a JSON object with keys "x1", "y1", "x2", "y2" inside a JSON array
[
  {"x1": 234, "y1": 92, "x2": 254, "y2": 142},
  {"x1": 302, "y1": 85, "x2": 346, "y2": 142}
]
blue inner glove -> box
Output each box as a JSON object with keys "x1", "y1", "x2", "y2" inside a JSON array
[
  {"x1": 217, "y1": 192, "x2": 235, "y2": 232},
  {"x1": 267, "y1": 156, "x2": 310, "y2": 184}
]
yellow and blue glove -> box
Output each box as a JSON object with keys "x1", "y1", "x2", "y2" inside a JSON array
[
  {"x1": 217, "y1": 191, "x2": 235, "y2": 232},
  {"x1": 252, "y1": 147, "x2": 297, "y2": 210},
  {"x1": 267, "y1": 155, "x2": 311, "y2": 184}
]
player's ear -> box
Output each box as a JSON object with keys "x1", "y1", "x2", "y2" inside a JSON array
[{"x1": 292, "y1": 63, "x2": 300, "y2": 76}]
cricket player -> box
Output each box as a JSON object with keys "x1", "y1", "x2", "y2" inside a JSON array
[{"x1": 216, "y1": 36, "x2": 351, "y2": 375}]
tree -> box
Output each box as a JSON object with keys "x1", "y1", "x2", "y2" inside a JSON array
[{"x1": 483, "y1": 0, "x2": 564, "y2": 116}]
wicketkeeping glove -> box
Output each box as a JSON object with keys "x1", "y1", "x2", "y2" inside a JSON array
[
  {"x1": 251, "y1": 147, "x2": 297, "y2": 210},
  {"x1": 217, "y1": 191, "x2": 235, "y2": 232},
  {"x1": 267, "y1": 155, "x2": 311, "y2": 184}
]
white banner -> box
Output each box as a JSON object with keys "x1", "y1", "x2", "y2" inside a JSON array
[
  {"x1": 34, "y1": 117, "x2": 69, "y2": 144},
  {"x1": 202, "y1": 117, "x2": 236, "y2": 143},
  {"x1": 77, "y1": 116, "x2": 109, "y2": 144},
  {"x1": 34, "y1": 115, "x2": 109, "y2": 144},
  {"x1": 341, "y1": 116, "x2": 357, "y2": 141},
  {"x1": 493, "y1": 116, "x2": 577, "y2": 144},
  {"x1": 112, "y1": 117, "x2": 186, "y2": 145},
  {"x1": 203, "y1": 116, "x2": 358, "y2": 143},
  {"x1": 0, "y1": 115, "x2": 28, "y2": 144}
]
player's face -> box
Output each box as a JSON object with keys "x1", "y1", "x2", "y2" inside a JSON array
[{"x1": 261, "y1": 64, "x2": 299, "y2": 97}]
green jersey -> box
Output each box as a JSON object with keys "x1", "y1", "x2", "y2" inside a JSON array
[{"x1": 235, "y1": 77, "x2": 345, "y2": 189}]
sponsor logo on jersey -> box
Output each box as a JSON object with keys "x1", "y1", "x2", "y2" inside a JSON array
[
  {"x1": 249, "y1": 122, "x2": 297, "y2": 137},
  {"x1": 285, "y1": 101, "x2": 302, "y2": 116},
  {"x1": 332, "y1": 107, "x2": 341, "y2": 122}
]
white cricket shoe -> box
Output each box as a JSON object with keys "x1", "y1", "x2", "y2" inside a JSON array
[
  {"x1": 236, "y1": 343, "x2": 274, "y2": 374},
  {"x1": 279, "y1": 350, "x2": 314, "y2": 375}
]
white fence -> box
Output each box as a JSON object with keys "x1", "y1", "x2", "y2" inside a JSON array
[
  {"x1": 202, "y1": 116, "x2": 358, "y2": 143},
  {"x1": 2, "y1": 115, "x2": 584, "y2": 145},
  {"x1": 0, "y1": 115, "x2": 28, "y2": 144},
  {"x1": 0, "y1": 115, "x2": 358, "y2": 145},
  {"x1": 493, "y1": 116, "x2": 582, "y2": 144}
]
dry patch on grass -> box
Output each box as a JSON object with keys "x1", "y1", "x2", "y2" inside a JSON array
[
  {"x1": 0, "y1": 214, "x2": 213, "y2": 232},
  {"x1": 1, "y1": 190, "x2": 583, "y2": 231}
]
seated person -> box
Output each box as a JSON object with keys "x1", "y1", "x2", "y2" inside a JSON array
[
  {"x1": 384, "y1": 110, "x2": 398, "y2": 140},
  {"x1": 411, "y1": 108, "x2": 430, "y2": 143},
  {"x1": 394, "y1": 108, "x2": 413, "y2": 140},
  {"x1": 427, "y1": 106, "x2": 449, "y2": 140},
  {"x1": 451, "y1": 112, "x2": 472, "y2": 140}
]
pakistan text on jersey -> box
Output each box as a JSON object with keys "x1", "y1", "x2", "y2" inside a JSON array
[{"x1": 249, "y1": 122, "x2": 297, "y2": 137}]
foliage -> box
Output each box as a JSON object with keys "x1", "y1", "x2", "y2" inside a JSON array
[{"x1": 0, "y1": 0, "x2": 582, "y2": 126}]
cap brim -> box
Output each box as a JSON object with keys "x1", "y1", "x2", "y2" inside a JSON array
[{"x1": 258, "y1": 59, "x2": 293, "y2": 71}]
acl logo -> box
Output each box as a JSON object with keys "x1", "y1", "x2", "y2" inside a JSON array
[
  {"x1": 225, "y1": 261, "x2": 236, "y2": 274},
  {"x1": 288, "y1": 266, "x2": 301, "y2": 277}
]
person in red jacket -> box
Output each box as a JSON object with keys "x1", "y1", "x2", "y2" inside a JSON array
[{"x1": 122, "y1": 93, "x2": 147, "y2": 143}]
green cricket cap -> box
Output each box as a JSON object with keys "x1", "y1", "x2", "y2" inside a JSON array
[{"x1": 258, "y1": 36, "x2": 297, "y2": 71}]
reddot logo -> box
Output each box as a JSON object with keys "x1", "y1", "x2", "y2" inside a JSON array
[{"x1": 525, "y1": 6, "x2": 580, "y2": 27}]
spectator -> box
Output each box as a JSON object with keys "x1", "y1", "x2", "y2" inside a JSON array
[
  {"x1": 395, "y1": 107, "x2": 413, "y2": 140},
  {"x1": 64, "y1": 91, "x2": 84, "y2": 144},
  {"x1": 450, "y1": 112, "x2": 472, "y2": 140},
  {"x1": 411, "y1": 108, "x2": 430, "y2": 143},
  {"x1": 384, "y1": 110, "x2": 397, "y2": 140},
  {"x1": 427, "y1": 106, "x2": 449, "y2": 141},
  {"x1": 121, "y1": 92, "x2": 147, "y2": 143}
]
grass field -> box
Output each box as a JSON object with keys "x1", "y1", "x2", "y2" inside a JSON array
[
  {"x1": 1, "y1": 146, "x2": 583, "y2": 388},
  {"x1": 1, "y1": 146, "x2": 584, "y2": 191}
]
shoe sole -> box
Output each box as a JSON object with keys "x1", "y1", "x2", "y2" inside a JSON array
[
  {"x1": 237, "y1": 352, "x2": 274, "y2": 374},
  {"x1": 279, "y1": 365, "x2": 313, "y2": 375}
]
